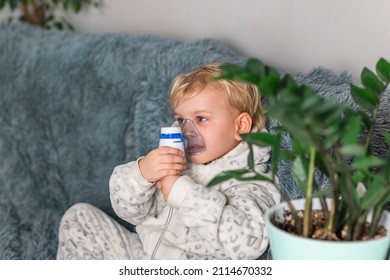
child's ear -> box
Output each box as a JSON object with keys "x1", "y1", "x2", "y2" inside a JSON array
[{"x1": 235, "y1": 112, "x2": 252, "y2": 141}]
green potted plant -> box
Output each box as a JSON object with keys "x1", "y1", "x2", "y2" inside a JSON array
[
  {"x1": 0, "y1": 0, "x2": 102, "y2": 30},
  {"x1": 210, "y1": 57, "x2": 390, "y2": 259}
]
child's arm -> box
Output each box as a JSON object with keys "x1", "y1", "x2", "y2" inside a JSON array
[
  {"x1": 138, "y1": 146, "x2": 185, "y2": 183},
  {"x1": 167, "y1": 176, "x2": 280, "y2": 260},
  {"x1": 109, "y1": 146, "x2": 185, "y2": 225}
]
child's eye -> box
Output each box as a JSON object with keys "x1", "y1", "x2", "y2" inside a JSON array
[
  {"x1": 196, "y1": 116, "x2": 207, "y2": 123},
  {"x1": 176, "y1": 118, "x2": 184, "y2": 124}
]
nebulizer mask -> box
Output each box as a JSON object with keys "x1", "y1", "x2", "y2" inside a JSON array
[
  {"x1": 165, "y1": 119, "x2": 205, "y2": 156},
  {"x1": 180, "y1": 119, "x2": 206, "y2": 156}
]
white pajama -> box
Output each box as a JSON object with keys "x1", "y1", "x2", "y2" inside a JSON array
[{"x1": 56, "y1": 141, "x2": 280, "y2": 260}]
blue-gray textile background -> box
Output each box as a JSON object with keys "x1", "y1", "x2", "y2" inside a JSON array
[{"x1": 0, "y1": 24, "x2": 388, "y2": 259}]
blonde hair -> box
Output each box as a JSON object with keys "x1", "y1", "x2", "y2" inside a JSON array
[{"x1": 170, "y1": 63, "x2": 265, "y2": 130}]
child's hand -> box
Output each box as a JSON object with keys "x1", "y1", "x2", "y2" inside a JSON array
[
  {"x1": 138, "y1": 146, "x2": 186, "y2": 183},
  {"x1": 156, "y1": 175, "x2": 180, "y2": 201}
]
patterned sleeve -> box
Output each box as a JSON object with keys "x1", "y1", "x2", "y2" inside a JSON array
[
  {"x1": 168, "y1": 175, "x2": 280, "y2": 259},
  {"x1": 109, "y1": 159, "x2": 164, "y2": 225}
]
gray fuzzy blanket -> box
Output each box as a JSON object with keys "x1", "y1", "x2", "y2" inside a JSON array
[{"x1": 0, "y1": 24, "x2": 389, "y2": 259}]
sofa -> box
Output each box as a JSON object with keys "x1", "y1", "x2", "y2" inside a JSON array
[{"x1": 1, "y1": 23, "x2": 389, "y2": 260}]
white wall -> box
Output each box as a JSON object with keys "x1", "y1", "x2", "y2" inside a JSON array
[{"x1": 3, "y1": 0, "x2": 390, "y2": 81}]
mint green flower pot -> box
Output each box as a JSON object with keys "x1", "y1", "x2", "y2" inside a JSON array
[{"x1": 265, "y1": 198, "x2": 390, "y2": 260}]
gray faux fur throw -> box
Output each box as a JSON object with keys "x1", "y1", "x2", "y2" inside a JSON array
[{"x1": 0, "y1": 23, "x2": 389, "y2": 260}]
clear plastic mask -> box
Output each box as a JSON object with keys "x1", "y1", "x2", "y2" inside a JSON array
[{"x1": 174, "y1": 119, "x2": 206, "y2": 156}]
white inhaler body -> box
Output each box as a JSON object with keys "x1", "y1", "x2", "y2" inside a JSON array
[{"x1": 159, "y1": 127, "x2": 185, "y2": 153}]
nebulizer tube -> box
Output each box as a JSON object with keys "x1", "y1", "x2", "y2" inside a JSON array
[
  {"x1": 151, "y1": 126, "x2": 184, "y2": 259},
  {"x1": 151, "y1": 121, "x2": 205, "y2": 259}
]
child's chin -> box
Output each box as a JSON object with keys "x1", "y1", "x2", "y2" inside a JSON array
[
  {"x1": 188, "y1": 154, "x2": 213, "y2": 165},
  {"x1": 188, "y1": 156, "x2": 203, "y2": 164}
]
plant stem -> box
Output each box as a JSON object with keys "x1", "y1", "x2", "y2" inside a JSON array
[
  {"x1": 353, "y1": 211, "x2": 368, "y2": 240},
  {"x1": 369, "y1": 207, "x2": 383, "y2": 237},
  {"x1": 334, "y1": 144, "x2": 358, "y2": 239},
  {"x1": 304, "y1": 124, "x2": 339, "y2": 232},
  {"x1": 367, "y1": 186, "x2": 390, "y2": 237},
  {"x1": 303, "y1": 147, "x2": 315, "y2": 237}
]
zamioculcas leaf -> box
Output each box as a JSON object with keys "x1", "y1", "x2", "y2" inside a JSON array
[
  {"x1": 312, "y1": 187, "x2": 333, "y2": 198},
  {"x1": 259, "y1": 75, "x2": 280, "y2": 97},
  {"x1": 220, "y1": 63, "x2": 243, "y2": 73},
  {"x1": 216, "y1": 57, "x2": 390, "y2": 242},
  {"x1": 63, "y1": 0, "x2": 69, "y2": 10},
  {"x1": 207, "y1": 170, "x2": 248, "y2": 186},
  {"x1": 361, "y1": 67, "x2": 385, "y2": 93},
  {"x1": 72, "y1": 0, "x2": 82, "y2": 12},
  {"x1": 342, "y1": 113, "x2": 362, "y2": 146},
  {"x1": 292, "y1": 156, "x2": 309, "y2": 193},
  {"x1": 207, "y1": 170, "x2": 273, "y2": 187},
  {"x1": 352, "y1": 155, "x2": 384, "y2": 170},
  {"x1": 247, "y1": 144, "x2": 254, "y2": 169},
  {"x1": 350, "y1": 84, "x2": 377, "y2": 112},
  {"x1": 360, "y1": 184, "x2": 390, "y2": 210},
  {"x1": 246, "y1": 58, "x2": 265, "y2": 77},
  {"x1": 241, "y1": 132, "x2": 279, "y2": 147},
  {"x1": 9, "y1": 0, "x2": 17, "y2": 10},
  {"x1": 376, "y1": 58, "x2": 390, "y2": 83},
  {"x1": 235, "y1": 72, "x2": 259, "y2": 84},
  {"x1": 340, "y1": 144, "x2": 366, "y2": 157},
  {"x1": 271, "y1": 133, "x2": 282, "y2": 178}
]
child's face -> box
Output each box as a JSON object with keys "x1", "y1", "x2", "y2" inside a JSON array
[{"x1": 174, "y1": 85, "x2": 242, "y2": 164}]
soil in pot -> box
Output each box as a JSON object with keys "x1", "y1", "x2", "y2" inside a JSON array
[{"x1": 274, "y1": 209, "x2": 388, "y2": 241}]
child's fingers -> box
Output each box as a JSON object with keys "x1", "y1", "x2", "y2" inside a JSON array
[
  {"x1": 159, "y1": 169, "x2": 181, "y2": 177},
  {"x1": 162, "y1": 162, "x2": 186, "y2": 171},
  {"x1": 139, "y1": 147, "x2": 185, "y2": 182},
  {"x1": 157, "y1": 146, "x2": 184, "y2": 156},
  {"x1": 159, "y1": 154, "x2": 186, "y2": 165}
]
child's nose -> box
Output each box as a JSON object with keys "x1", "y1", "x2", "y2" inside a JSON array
[{"x1": 182, "y1": 119, "x2": 196, "y2": 135}]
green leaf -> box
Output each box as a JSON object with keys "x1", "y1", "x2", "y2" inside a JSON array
[
  {"x1": 278, "y1": 149, "x2": 296, "y2": 161},
  {"x1": 219, "y1": 63, "x2": 243, "y2": 74},
  {"x1": 361, "y1": 67, "x2": 385, "y2": 93},
  {"x1": 66, "y1": 23, "x2": 75, "y2": 31},
  {"x1": 280, "y1": 74, "x2": 297, "y2": 88},
  {"x1": 235, "y1": 72, "x2": 259, "y2": 84},
  {"x1": 72, "y1": 0, "x2": 82, "y2": 12},
  {"x1": 247, "y1": 144, "x2": 254, "y2": 169},
  {"x1": 0, "y1": 0, "x2": 6, "y2": 9},
  {"x1": 352, "y1": 155, "x2": 384, "y2": 170},
  {"x1": 376, "y1": 58, "x2": 390, "y2": 83},
  {"x1": 53, "y1": 22, "x2": 64, "y2": 30},
  {"x1": 341, "y1": 113, "x2": 362, "y2": 146},
  {"x1": 312, "y1": 187, "x2": 333, "y2": 198},
  {"x1": 360, "y1": 184, "x2": 390, "y2": 210},
  {"x1": 63, "y1": 0, "x2": 69, "y2": 10},
  {"x1": 245, "y1": 58, "x2": 265, "y2": 76},
  {"x1": 271, "y1": 133, "x2": 282, "y2": 178},
  {"x1": 9, "y1": 0, "x2": 17, "y2": 10},
  {"x1": 46, "y1": 15, "x2": 54, "y2": 22},
  {"x1": 350, "y1": 84, "x2": 377, "y2": 112},
  {"x1": 292, "y1": 156, "x2": 309, "y2": 193},
  {"x1": 241, "y1": 132, "x2": 278, "y2": 147},
  {"x1": 340, "y1": 144, "x2": 366, "y2": 157},
  {"x1": 207, "y1": 170, "x2": 247, "y2": 186},
  {"x1": 259, "y1": 75, "x2": 280, "y2": 97},
  {"x1": 269, "y1": 113, "x2": 312, "y2": 146},
  {"x1": 207, "y1": 169, "x2": 274, "y2": 187}
]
